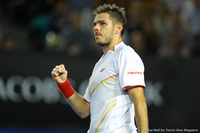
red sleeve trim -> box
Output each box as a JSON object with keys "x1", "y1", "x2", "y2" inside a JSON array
[
  {"x1": 122, "y1": 85, "x2": 146, "y2": 92},
  {"x1": 83, "y1": 98, "x2": 90, "y2": 104}
]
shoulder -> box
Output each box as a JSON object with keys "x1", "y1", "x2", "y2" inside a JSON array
[
  {"x1": 114, "y1": 43, "x2": 144, "y2": 68},
  {"x1": 115, "y1": 43, "x2": 141, "y2": 60}
]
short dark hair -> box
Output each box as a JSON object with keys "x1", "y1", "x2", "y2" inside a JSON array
[{"x1": 93, "y1": 4, "x2": 127, "y2": 36}]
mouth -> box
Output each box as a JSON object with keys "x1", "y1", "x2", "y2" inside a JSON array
[{"x1": 95, "y1": 33, "x2": 102, "y2": 38}]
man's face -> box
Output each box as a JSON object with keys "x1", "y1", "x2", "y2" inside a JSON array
[{"x1": 93, "y1": 13, "x2": 115, "y2": 47}]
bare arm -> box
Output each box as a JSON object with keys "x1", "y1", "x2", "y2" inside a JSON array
[
  {"x1": 66, "y1": 92, "x2": 90, "y2": 119},
  {"x1": 127, "y1": 87, "x2": 149, "y2": 133},
  {"x1": 51, "y1": 64, "x2": 90, "y2": 119}
]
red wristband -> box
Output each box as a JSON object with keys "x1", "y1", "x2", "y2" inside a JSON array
[{"x1": 56, "y1": 79, "x2": 75, "y2": 98}]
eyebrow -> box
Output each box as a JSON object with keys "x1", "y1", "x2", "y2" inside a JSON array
[{"x1": 93, "y1": 20, "x2": 106, "y2": 25}]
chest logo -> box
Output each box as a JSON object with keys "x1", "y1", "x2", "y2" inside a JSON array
[{"x1": 100, "y1": 68, "x2": 105, "y2": 72}]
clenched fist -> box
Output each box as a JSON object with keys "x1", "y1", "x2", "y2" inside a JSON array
[{"x1": 51, "y1": 64, "x2": 68, "y2": 84}]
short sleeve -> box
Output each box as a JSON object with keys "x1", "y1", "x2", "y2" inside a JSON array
[{"x1": 117, "y1": 48, "x2": 145, "y2": 92}]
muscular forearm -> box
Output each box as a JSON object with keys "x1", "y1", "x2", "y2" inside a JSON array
[
  {"x1": 127, "y1": 87, "x2": 149, "y2": 133},
  {"x1": 134, "y1": 99, "x2": 149, "y2": 133},
  {"x1": 51, "y1": 65, "x2": 90, "y2": 119},
  {"x1": 66, "y1": 92, "x2": 90, "y2": 119}
]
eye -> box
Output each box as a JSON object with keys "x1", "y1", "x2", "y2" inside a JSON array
[
  {"x1": 100, "y1": 22, "x2": 106, "y2": 25},
  {"x1": 93, "y1": 23, "x2": 96, "y2": 26}
]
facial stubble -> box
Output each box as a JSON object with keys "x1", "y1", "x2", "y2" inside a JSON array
[{"x1": 95, "y1": 28, "x2": 114, "y2": 47}]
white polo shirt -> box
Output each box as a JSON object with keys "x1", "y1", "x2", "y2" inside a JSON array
[{"x1": 83, "y1": 42, "x2": 145, "y2": 133}]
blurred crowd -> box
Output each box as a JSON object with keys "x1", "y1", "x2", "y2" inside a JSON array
[{"x1": 0, "y1": 0, "x2": 200, "y2": 58}]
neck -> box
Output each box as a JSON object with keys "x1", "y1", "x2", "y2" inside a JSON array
[{"x1": 102, "y1": 37, "x2": 123, "y2": 55}]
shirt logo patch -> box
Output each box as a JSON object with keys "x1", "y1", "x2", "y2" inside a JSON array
[
  {"x1": 100, "y1": 68, "x2": 105, "y2": 72},
  {"x1": 127, "y1": 72, "x2": 142, "y2": 75}
]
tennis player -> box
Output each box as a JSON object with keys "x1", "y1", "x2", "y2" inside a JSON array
[{"x1": 51, "y1": 4, "x2": 148, "y2": 133}]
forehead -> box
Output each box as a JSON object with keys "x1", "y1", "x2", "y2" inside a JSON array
[{"x1": 94, "y1": 13, "x2": 112, "y2": 23}]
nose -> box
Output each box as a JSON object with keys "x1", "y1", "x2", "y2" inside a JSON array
[{"x1": 93, "y1": 24, "x2": 99, "y2": 32}]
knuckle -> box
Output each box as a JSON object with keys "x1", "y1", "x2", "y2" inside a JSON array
[
  {"x1": 60, "y1": 64, "x2": 65, "y2": 69},
  {"x1": 51, "y1": 72, "x2": 56, "y2": 76}
]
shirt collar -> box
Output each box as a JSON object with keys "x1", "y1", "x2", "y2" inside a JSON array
[
  {"x1": 114, "y1": 41, "x2": 124, "y2": 51},
  {"x1": 105, "y1": 42, "x2": 124, "y2": 55}
]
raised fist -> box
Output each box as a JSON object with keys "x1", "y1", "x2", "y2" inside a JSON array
[{"x1": 51, "y1": 64, "x2": 68, "y2": 83}]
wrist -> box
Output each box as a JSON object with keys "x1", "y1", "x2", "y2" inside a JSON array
[{"x1": 56, "y1": 78, "x2": 75, "y2": 98}]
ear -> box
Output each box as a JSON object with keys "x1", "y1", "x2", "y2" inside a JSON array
[{"x1": 115, "y1": 23, "x2": 123, "y2": 35}]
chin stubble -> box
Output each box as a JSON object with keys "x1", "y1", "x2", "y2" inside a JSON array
[{"x1": 97, "y1": 42, "x2": 109, "y2": 47}]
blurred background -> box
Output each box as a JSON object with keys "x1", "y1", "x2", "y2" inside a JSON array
[{"x1": 0, "y1": 0, "x2": 199, "y2": 133}]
